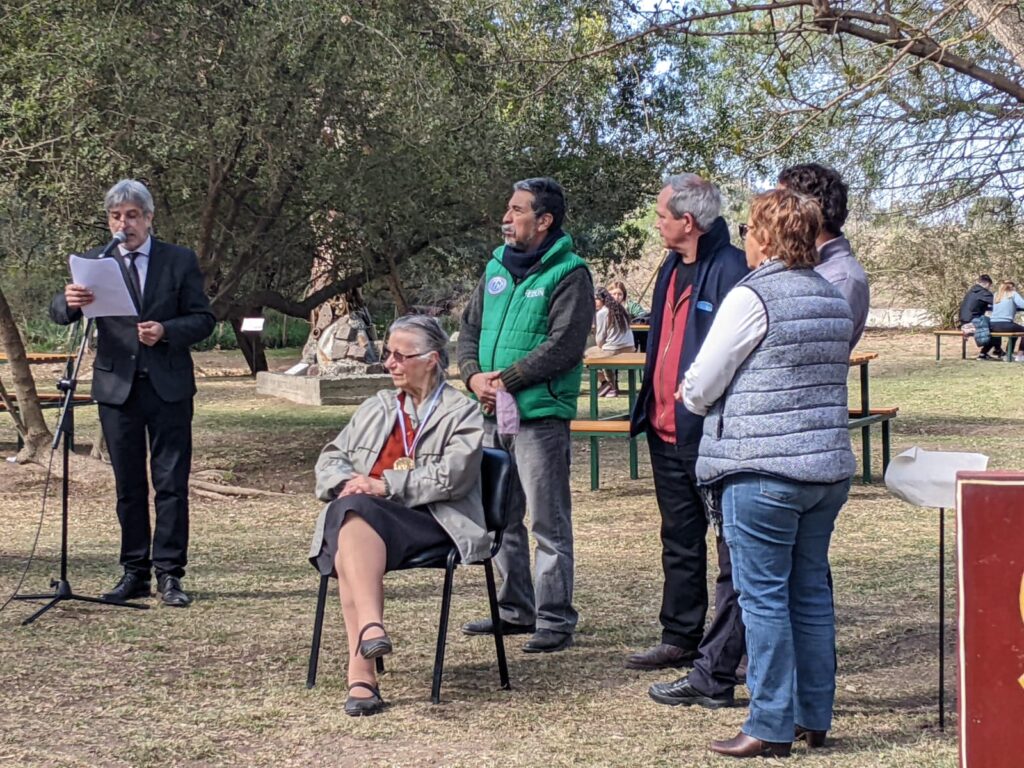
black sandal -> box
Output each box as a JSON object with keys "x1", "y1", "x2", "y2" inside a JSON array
[
  {"x1": 357, "y1": 622, "x2": 393, "y2": 659},
  {"x1": 344, "y1": 681, "x2": 385, "y2": 717}
]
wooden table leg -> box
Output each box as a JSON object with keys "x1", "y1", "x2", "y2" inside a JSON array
[
  {"x1": 589, "y1": 367, "x2": 599, "y2": 491},
  {"x1": 860, "y1": 362, "x2": 871, "y2": 483},
  {"x1": 627, "y1": 369, "x2": 638, "y2": 479}
]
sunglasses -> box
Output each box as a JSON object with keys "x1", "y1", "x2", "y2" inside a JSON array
[
  {"x1": 382, "y1": 347, "x2": 432, "y2": 364},
  {"x1": 738, "y1": 223, "x2": 750, "y2": 240}
]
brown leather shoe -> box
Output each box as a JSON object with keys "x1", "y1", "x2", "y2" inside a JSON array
[
  {"x1": 795, "y1": 725, "x2": 827, "y2": 748},
  {"x1": 624, "y1": 643, "x2": 697, "y2": 671},
  {"x1": 709, "y1": 732, "x2": 792, "y2": 758}
]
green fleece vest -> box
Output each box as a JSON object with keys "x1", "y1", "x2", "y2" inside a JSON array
[{"x1": 478, "y1": 234, "x2": 588, "y2": 420}]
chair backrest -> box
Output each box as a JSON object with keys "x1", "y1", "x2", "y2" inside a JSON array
[{"x1": 480, "y1": 447, "x2": 513, "y2": 546}]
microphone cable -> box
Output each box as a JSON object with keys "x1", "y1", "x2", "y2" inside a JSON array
[{"x1": 0, "y1": 326, "x2": 82, "y2": 614}]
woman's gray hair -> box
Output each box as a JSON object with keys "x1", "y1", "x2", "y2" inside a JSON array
[
  {"x1": 663, "y1": 173, "x2": 722, "y2": 231},
  {"x1": 388, "y1": 314, "x2": 450, "y2": 379},
  {"x1": 104, "y1": 179, "x2": 155, "y2": 216}
]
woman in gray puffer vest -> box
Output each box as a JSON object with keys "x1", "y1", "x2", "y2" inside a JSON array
[{"x1": 681, "y1": 189, "x2": 855, "y2": 759}]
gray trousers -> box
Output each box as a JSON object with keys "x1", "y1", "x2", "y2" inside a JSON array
[{"x1": 484, "y1": 417, "x2": 578, "y2": 634}]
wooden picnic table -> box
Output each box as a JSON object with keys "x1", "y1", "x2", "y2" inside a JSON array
[
  {"x1": 581, "y1": 350, "x2": 883, "y2": 486},
  {"x1": 583, "y1": 352, "x2": 646, "y2": 483},
  {"x1": 0, "y1": 352, "x2": 73, "y2": 365}
]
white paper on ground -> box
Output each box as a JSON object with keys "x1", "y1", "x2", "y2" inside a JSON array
[
  {"x1": 68, "y1": 254, "x2": 137, "y2": 317},
  {"x1": 884, "y1": 446, "x2": 989, "y2": 509}
]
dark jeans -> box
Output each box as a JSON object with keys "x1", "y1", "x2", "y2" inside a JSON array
[
  {"x1": 98, "y1": 376, "x2": 194, "y2": 579},
  {"x1": 647, "y1": 431, "x2": 707, "y2": 650},
  {"x1": 687, "y1": 535, "x2": 746, "y2": 696}
]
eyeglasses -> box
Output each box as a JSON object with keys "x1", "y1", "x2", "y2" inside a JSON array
[
  {"x1": 382, "y1": 347, "x2": 431, "y2": 364},
  {"x1": 738, "y1": 223, "x2": 750, "y2": 240}
]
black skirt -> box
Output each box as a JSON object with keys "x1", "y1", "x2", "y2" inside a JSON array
[{"x1": 312, "y1": 493, "x2": 452, "y2": 576}]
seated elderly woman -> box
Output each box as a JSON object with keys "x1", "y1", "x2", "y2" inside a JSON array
[
  {"x1": 309, "y1": 314, "x2": 490, "y2": 717},
  {"x1": 681, "y1": 189, "x2": 855, "y2": 758}
]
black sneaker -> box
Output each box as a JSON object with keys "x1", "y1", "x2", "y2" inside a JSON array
[{"x1": 648, "y1": 674, "x2": 735, "y2": 708}]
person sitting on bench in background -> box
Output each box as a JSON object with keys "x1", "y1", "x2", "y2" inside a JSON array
[
  {"x1": 587, "y1": 287, "x2": 635, "y2": 398},
  {"x1": 990, "y1": 280, "x2": 1024, "y2": 343},
  {"x1": 959, "y1": 274, "x2": 1003, "y2": 359}
]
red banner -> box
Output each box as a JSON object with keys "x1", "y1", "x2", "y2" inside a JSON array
[{"x1": 957, "y1": 472, "x2": 1024, "y2": 768}]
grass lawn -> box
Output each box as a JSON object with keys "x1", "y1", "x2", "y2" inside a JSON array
[{"x1": 1, "y1": 330, "x2": 1020, "y2": 767}]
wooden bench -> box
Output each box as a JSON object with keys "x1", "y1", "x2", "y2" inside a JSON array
[
  {"x1": 573, "y1": 406, "x2": 898, "y2": 489},
  {"x1": 0, "y1": 393, "x2": 95, "y2": 450},
  {"x1": 934, "y1": 330, "x2": 1024, "y2": 360},
  {"x1": 848, "y1": 407, "x2": 898, "y2": 482},
  {"x1": 570, "y1": 419, "x2": 645, "y2": 490}
]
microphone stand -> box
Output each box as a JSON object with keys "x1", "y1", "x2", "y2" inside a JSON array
[{"x1": 14, "y1": 316, "x2": 148, "y2": 624}]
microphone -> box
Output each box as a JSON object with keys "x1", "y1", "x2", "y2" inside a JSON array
[{"x1": 99, "y1": 231, "x2": 127, "y2": 258}]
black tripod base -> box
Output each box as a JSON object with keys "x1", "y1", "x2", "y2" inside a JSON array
[{"x1": 14, "y1": 579, "x2": 149, "y2": 625}]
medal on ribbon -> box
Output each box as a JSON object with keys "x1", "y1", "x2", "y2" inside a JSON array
[{"x1": 393, "y1": 383, "x2": 446, "y2": 472}]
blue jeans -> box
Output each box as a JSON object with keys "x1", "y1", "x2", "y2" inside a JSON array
[{"x1": 722, "y1": 473, "x2": 850, "y2": 743}]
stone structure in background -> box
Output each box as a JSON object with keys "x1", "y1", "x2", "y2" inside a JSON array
[{"x1": 302, "y1": 289, "x2": 385, "y2": 376}]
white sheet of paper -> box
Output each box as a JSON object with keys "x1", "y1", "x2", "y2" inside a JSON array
[
  {"x1": 241, "y1": 317, "x2": 265, "y2": 332},
  {"x1": 884, "y1": 446, "x2": 989, "y2": 509},
  {"x1": 69, "y1": 255, "x2": 137, "y2": 318}
]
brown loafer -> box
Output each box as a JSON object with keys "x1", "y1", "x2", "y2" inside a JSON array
[
  {"x1": 709, "y1": 732, "x2": 791, "y2": 758},
  {"x1": 795, "y1": 725, "x2": 827, "y2": 748},
  {"x1": 624, "y1": 643, "x2": 697, "y2": 671}
]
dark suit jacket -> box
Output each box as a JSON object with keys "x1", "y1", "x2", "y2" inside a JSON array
[
  {"x1": 629, "y1": 217, "x2": 749, "y2": 445},
  {"x1": 50, "y1": 239, "x2": 216, "y2": 406}
]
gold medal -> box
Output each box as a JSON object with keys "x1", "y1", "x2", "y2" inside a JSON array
[{"x1": 393, "y1": 456, "x2": 415, "y2": 471}]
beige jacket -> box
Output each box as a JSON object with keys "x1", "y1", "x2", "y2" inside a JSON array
[{"x1": 310, "y1": 384, "x2": 491, "y2": 564}]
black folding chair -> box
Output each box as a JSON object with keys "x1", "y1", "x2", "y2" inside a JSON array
[{"x1": 306, "y1": 447, "x2": 513, "y2": 704}]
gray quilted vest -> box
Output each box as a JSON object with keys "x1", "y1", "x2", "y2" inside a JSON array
[{"x1": 696, "y1": 260, "x2": 856, "y2": 485}]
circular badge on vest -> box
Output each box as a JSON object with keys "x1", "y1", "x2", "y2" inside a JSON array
[{"x1": 487, "y1": 276, "x2": 508, "y2": 295}]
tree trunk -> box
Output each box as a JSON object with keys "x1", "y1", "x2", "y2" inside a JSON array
[
  {"x1": 230, "y1": 317, "x2": 268, "y2": 374},
  {"x1": 967, "y1": 0, "x2": 1024, "y2": 72},
  {"x1": 0, "y1": 286, "x2": 52, "y2": 463},
  {"x1": 384, "y1": 252, "x2": 411, "y2": 315}
]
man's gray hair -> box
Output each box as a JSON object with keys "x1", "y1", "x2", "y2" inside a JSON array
[
  {"x1": 663, "y1": 173, "x2": 721, "y2": 231},
  {"x1": 388, "y1": 314, "x2": 450, "y2": 378},
  {"x1": 104, "y1": 179, "x2": 155, "y2": 216}
]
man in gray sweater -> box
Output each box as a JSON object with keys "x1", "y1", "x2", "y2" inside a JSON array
[{"x1": 778, "y1": 163, "x2": 870, "y2": 346}]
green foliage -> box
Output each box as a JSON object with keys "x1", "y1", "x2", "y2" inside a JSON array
[
  {"x1": 1, "y1": 0, "x2": 667, "y2": 339},
  {"x1": 857, "y1": 217, "x2": 1024, "y2": 328}
]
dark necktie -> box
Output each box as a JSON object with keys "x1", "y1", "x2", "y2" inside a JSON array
[{"x1": 127, "y1": 252, "x2": 143, "y2": 311}]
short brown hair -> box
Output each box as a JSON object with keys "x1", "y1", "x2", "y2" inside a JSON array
[{"x1": 749, "y1": 189, "x2": 822, "y2": 269}]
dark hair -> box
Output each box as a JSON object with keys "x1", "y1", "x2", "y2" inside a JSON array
[
  {"x1": 595, "y1": 286, "x2": 630, "y2": 334},
  {"x1": 513, "y1": 177, "x2": 566, "y2": 230},
  {"x1": 979, "y1": 274, "x2": 992, "y2": 285},
  {"x1": 777, "y1": 163, "x2": 848, "y2": 236}
]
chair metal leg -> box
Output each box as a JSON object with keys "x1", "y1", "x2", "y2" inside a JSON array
[
  {"x1": 307, "y1": 574, "x2": 330, "y2": 689},
  {"x1": 484, "y1": 558, "x2": 511, "y2": 690},
  {"x1": 431, "y1": 550, "x2": 458, "y2": 704}
]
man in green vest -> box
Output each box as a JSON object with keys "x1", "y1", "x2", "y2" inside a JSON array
[{"x1": 457, "y1": 177, "x2": 594, "y2": 653}]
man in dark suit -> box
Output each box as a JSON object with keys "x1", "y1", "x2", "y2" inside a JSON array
[{"x1": 51, "y1": 179, "x2": 215, "y2": 607}]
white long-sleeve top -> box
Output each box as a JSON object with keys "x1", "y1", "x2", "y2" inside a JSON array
[
  {"x1": 595, "y1": 306, "x2": 636, "y2": 351},
  {"x1": 682, "y1": 286, "x2": 767, "y2": 416}
]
